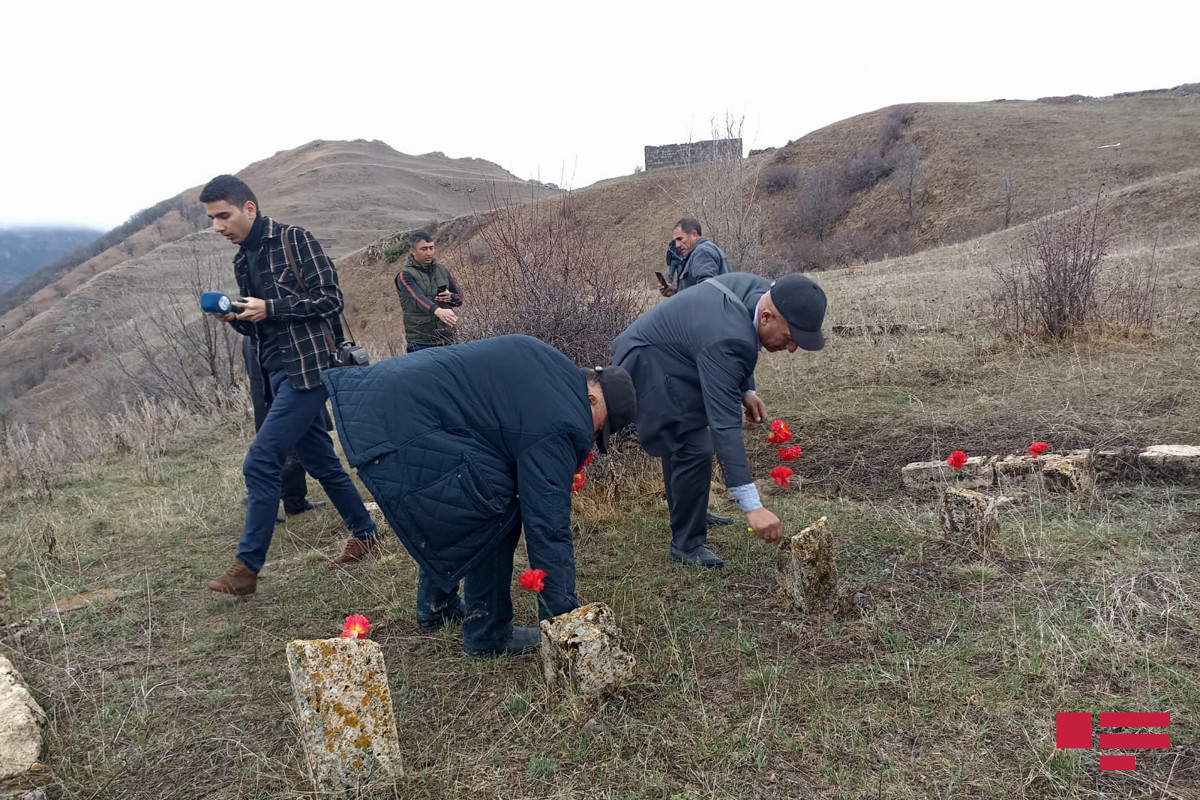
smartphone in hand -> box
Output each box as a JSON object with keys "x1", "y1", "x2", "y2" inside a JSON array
[{"x1": 654, "y1": 271, "x2": 669, "y2": 288}]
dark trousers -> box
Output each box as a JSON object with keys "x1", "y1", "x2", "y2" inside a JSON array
[
  {"x1": 245, "y1": 338, "x2": 308, "y2": 512},
  {"x1": 415, "y1": 518, "x2": 521, "y2": 651},
  {"x1": 406, "y1": 341, "x2": 447, "y2": 353},
  {"x1": 661, "y1": 428, "x2": 715, "y2": 553},
  {"x1": 238, "y1": 370, "x2": 377, "y2": 573}
]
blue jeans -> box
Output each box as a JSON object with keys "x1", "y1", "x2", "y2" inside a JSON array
[
  {"x1": 406, "y1": 341, "x2": 448, "y2": 353},
  {"x1": 416, "y1": 518, "x2": 522, "y2": 652},
  {"x1": 238, "y1": 370, "x2": 377, "y2": 573}
]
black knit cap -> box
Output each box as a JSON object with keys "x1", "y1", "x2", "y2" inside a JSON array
[
  {"x1": 593, "y1": 364, "x2": 636, "y2": 453},
  {"x1": 771, "y1": 274, "x2": 828, "y2": 351}
]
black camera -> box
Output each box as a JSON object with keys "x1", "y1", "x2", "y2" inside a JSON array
[{"x1": 333, "y1": 341, "x2": 370, "y2": 368}]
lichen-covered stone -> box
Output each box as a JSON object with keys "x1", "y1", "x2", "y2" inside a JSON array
[
  {"x1": 363, "y1": 503, "x2": 391, "y2": 535},
  {"x1": 901, "y1": 456, "x2": 995, "y2": 496},
  {"x1": 940, "y1": 488, "x2": 999, "y2": 551},
  {"x1": 540, "y1": 603, "x2": 635, "y2": 697},
  {"x1": 0, "y1": 655, "x2": 49, "y2": 797},
  {"x1": 286, "y1": 638, "x2": 401, "y2": 796},
  {"x1": 1042, "y1": 451, "x2": 1094, "y2": 494},
  {"x1": 0, "y1": 571, "x2": 9, "y2": 628},
  {"x1": 775, "y1": 516, "x2": 838, "y2": 614},
  {"x1": 1139, "y1": 445, "x2": 1200, "y2": 483},
  {"x1": 994, "y1": 454, "x2": 1044, "y2": 491},
  {"x1": 1092, "y1": 446, "x2": 1141, "y2": 481}
]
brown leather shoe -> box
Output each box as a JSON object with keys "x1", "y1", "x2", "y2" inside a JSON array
[
  {"x1": 207, "y1": 561, "x2": 257, "y2": 595},
  {"x1": 334, "y1": 536, "x2": 382, "y2": 565}
]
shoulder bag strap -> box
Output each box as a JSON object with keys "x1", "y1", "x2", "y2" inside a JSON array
[
  {"x1": 704, "y1": 277, "x2": 750, "y2": 316},
  {"x1": 280, "y1": 225, "x2": 360, "y2": 347}
]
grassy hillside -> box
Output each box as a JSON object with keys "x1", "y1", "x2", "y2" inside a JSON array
[
  {"x1": 0, "y1": 140, "x2": 554, "y2": 422},
  {"x1": 3, "y1": 198, "x2": 1196, "y2": 797}
]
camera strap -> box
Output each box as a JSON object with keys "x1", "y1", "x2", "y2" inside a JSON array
[{"x1": 278, "y1": 225, "x2": 357, "y2": 351}]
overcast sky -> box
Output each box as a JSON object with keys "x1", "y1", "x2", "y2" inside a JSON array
[{"x1": 2, "y1": 0, "x2": 1195, "y2": 229}]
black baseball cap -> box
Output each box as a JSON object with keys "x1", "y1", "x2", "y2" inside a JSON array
[
  {"x1": 593, "y1": 364, "x2": 636, "y2": 453},
  {"x1": 770, "y1": 274, "x2": 827, "y2": 351}
]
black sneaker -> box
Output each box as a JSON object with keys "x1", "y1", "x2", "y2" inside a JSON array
[
  {"x1": 465, "y1": 626, "x2": 541, "y2": 659},
  {"x1": 705, "y1": 509, "x2": 734, "y2": 527},
  {"x1": 417, "y1": 600, "x2": 466, "y2": 632},
  {"x1": 285, "y1": 500, "x2": 327, "y2": 517},
  {"x1": 669, "y1": 545, "x2": 725, "y2": 569}
]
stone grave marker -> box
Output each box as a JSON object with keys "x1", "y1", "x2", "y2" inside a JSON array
[{"x1": 540, "y1": 603, "x2": 635, "y2": 697}]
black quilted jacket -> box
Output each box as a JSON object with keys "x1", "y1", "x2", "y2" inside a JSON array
[{"x1": 321, "y1": 335, "x2": 593, "y2": 617}]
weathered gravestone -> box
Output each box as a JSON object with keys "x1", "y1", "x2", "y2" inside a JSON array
[
  {"x1": 0, "y1": 655, "x2": 50, "y2": 799},
  {"x1": 994, "y1": 450, "x2": 1093, "y2": 494},
  {"x1": 286, "y1": 638, "x2": 401, "y2": 797},
  {"x1": 540, "y1": 603, "x2": 635, "y2": 697},
  {"x1": 901, "y1": 456, "x2": 996, "y2": 496},
  {"x1": 1139, "y1": 445, "x2": 1200, "y2": 483},
  {"x1": 362, "y1": 503, "x2": 391, "y2": 536},
  {"x1": 940, "y1": 488, "x2": 999, "y2": 551},
  {"x1": 775, "y1": 516, "x2": 838, "y2": 614}
]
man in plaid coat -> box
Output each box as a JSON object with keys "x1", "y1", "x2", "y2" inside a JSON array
[{"x1": 200, "y1": 175, "x2": 380, "y2": 595}]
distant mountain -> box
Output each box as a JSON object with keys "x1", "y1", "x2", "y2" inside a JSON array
[{"x1": 0, "y1": 226, "x2": 102, "y2": 291}]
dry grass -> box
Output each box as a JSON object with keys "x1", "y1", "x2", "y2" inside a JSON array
[{"x1": 3, "y1": 198, "x2": 1199, "y2": 797}]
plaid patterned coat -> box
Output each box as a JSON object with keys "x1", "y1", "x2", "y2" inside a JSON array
[{"x1": 230, "y1": 217, "x2": 346, "y2": 391}]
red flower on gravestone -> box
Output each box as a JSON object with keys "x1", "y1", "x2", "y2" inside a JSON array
[
  {"x1": 766, "y1": 420, "x2": 793, "y2": 444},
  {"x1": 946, "y1": 450, "x2": 968, "y2": 470},
  {"x1": 778, "y1": 445, "x2": 802, "y2": 461},
  {"x1": 518, "y1": 568, "x2": 547, "y2": 592},
  {"x1": 340, "y1": 613, "x2": 370, "y2": 639},
  {"x1": 1028, "y1": 441, "x2": 1049, "y2": 459},
  {"x1": 771, "y1": 466, "x2": 795, "y2": 487},
  {"x1": 571, "y1": 472, "x2": 587, "y2": 492}
]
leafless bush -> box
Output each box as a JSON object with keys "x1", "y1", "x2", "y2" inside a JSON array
[
  {"x1": 786, "y1": 167, "x2": 849, "y2": 242},
  {"x1": 840, "y1": 148, "x2": 893, "y2": 194},
  {"x1": 889, "y1": 143, "x2": 925, "y2": 220},
  {"x1": 455, "y1": 189, "x2": 642, "y2": 368},
  {"x1": 879, "y1": 105, "x2": 915, "y2": 154},
  {"x1": 760, "y1": 164, "x2": 799, "y2": 194},
  {"x1": 989, "y1": 189, "x2": 1154, "y2": 340},
  {"x1": 676, "y1": 113, "x2": 764, "y2": 268},
  {"x1": 105, "y1": 238, "x2": 243, "y2": 411}
]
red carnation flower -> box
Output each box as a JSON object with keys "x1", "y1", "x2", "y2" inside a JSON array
[
  {"x1": 518, "y1": 568, "x2": 547, "y2": 592},
  {"x1": 571, "y1": 472, "x2": 587, "y2": 492},
  {"x1": 770, "y1": 466, "x2": 794, "y2": 487},
  {"x1": 766, "y1": 419, "x2": 793, "y2": 444},
  {"x1": 946, "y1": 450, "x2": 968, "y2": 470},
  {"x1": 1028, "y1": 441, "x2": 1049, "y2": 458},
  {"x1": 778, "y1": 445, "x2": 802, "y2": 461},
  {"x1": 340, "y1": 613, "x2": 370, "y2": 639}
]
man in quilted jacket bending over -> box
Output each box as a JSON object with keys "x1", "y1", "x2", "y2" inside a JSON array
[{"x1": 321, "y1": 335, "x2": 636, "y2": 659}]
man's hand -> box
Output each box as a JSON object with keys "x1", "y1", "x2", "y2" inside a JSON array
[
  {"x1": 742, "y1": 393, "x2": 767, "y2": 423},
  {"x1": 232, "y1": 296, "x2": 267, "y2": 322},
  {"x1": 746, "y1": 507, "x2": 783, "y2": 544},
  {"x1": 658, "y1": 285, "x2": 676, "y2": 298},
  {"x1": 434, "y1": 290, "x2": 453, "y2": 304},
  {"x1": 434, "y1": 307, "x2": 459, "y2": 327}
]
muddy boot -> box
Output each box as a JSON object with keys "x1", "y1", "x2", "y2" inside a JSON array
[
  {"x1": 207, "y1": 561, "x2": 257, "y2": 595},
  {"x1": 334, "y1": 536, "x2": 382, "y2": 566}
]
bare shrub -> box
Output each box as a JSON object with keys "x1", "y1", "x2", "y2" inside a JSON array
[
  {"x1": 989, "y1": 189, "x2": 1155, "y2": 340},
  {"x1": 455, "y1": 189, "x2": 642, "y2": 368},
  {"x1": 786, "y1": 167, "x2": 849, "y2": 242},
  {"x1": 676, "y1": 113, "x2": 764, "y2": 268},
  {"x1": 840, "y1": 148, "x2": 893, "y2": 194},
  {"x1": 889, "y1": 143, "x2": 925, "y2": 220},
  {"x1": 105, "y1": 238, "x2": 243, "y2": 411},
  {"x1": 1002, "y1": 171, "x2": 1020, "y2": 229},
  {"x1": 760, "y1": 164, "x2": 799, "y2": 194},
  {"x1": 879, "y1": 105, "x2": 915, "y2": 154}
]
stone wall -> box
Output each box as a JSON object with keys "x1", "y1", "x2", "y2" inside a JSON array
[{"x1": 644, "y1": 138, "x2": 743, "y2": 171}]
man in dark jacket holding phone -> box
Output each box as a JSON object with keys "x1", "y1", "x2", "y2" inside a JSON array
[
  {"x1": 395, "y1": 231, "x2": 463, "y2": 352},
  {"x1": 321, "y1": 335, "x2": 636, "y2": 659}
]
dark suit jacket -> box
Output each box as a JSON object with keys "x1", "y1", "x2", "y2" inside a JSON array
[
  {"x1": 676, "y1": 238, "x2": 731, "y2": 291},
  {"x1": 612, "y1": 273, "x2": 769, "y2": 487}
]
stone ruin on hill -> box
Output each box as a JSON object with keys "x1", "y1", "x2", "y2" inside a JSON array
[{"x1": 644, "y1": 138, "x2": 743, "y2": 171}]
